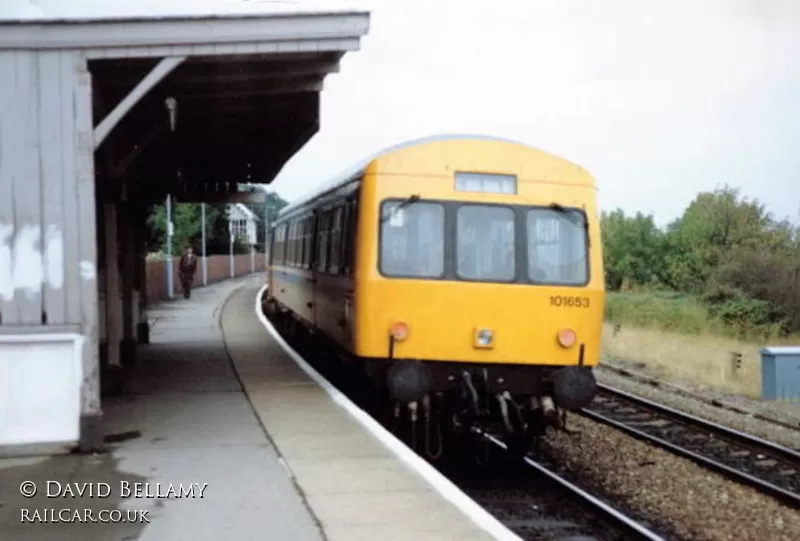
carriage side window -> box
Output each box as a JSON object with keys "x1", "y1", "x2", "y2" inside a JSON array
[
  {"x1": 286, "y1": 222, "x2": 294, "y2": 266},
  {"x1": 297, "y1": 220, "x2": 304, "y2": 268},
  {"x1": 278, "y1": 224, "x2": 287, "y2": 265},
  {"x1": 295, "y1": 219, "x2": 303, "y2": 267},
  {"x1": 526, "y1": 208, "x2": 588, "y2": 285},
  {"x1": 316, "y1": 211, "x2": 332, "y2": 272},
  {"x1": 456, "y1": 205, "x2": 515, "y2": 281},
  {"x1": 298, "y1": 219, "x2": 305, "y2": 267},
  {"x1": 329, "y1": 206, "x2": 344, "y2": 274},
  {"x1": 291, "y1": 220, "x2": 301, "y2": 267},
  {"x1": 302, "y1": 216, "x2": 314, "y2": 269},
  {"x1": 380, "y1": 201, "x2": 444, "y2": 278}
]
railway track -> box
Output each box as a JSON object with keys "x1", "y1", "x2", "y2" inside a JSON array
[
  {"x1": 581, "y1": 384, "x2": 800, "y2": 508},
  {"x1": 468, "y1": 428, "x2": 669, "y2": 541}
]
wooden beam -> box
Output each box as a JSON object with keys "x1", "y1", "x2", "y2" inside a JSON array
[
  {"x1": 100, "y1": 59, "x2": 340, "y2": 88},
  {"x1": 169, "y1": 80, "x2": 323, "y2": 101},
  {"x1": 93, "y1": 56, "x2": 185, "y2": 150}
]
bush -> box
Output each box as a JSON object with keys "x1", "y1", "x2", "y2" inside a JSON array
[{"x1": 702, "y1": 286, "x2": 785, "y2": 339}]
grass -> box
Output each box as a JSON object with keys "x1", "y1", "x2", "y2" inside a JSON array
[
  {"x1": 600, "y1": 322, "x2": 764, "y2": 397},
  {"x1": 601, "y1": 291, "x2": 799, "y2": 399}
]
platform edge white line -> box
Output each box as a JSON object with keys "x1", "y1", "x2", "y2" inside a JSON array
[{"x1": 253, "y1": 285, "x2": 522, "y2": 541}]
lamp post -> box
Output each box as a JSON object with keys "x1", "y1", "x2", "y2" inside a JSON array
[
  {"x1": 264, "y1": 201, "x2": 269, "y2": 270},
  {"x1": 164, "y1": 96, "x2": 178, "y2": 299},
  {"x1": 165, "y1": 194, "x2": 173, "y2": 299},
  {"x1": 201, "y1": 202, "x2": 207, "y2": 286},
  {"x1": 229, "y1": 218, "x2": 234, "y2": 278}
]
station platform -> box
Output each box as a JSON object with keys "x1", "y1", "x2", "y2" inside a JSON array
[{"x1": 0, "y1": 275, "x2": 505, "y2": 541}]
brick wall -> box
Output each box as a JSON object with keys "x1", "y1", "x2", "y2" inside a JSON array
[{"x1": 145, "y1": 254, "x2": 266, "y2": 303}]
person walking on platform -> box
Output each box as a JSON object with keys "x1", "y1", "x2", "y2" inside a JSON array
[{"x1": 179, "y1": 244, "x2": 198, "y2": 299}]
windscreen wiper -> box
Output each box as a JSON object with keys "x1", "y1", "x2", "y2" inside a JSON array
[
  {"x1": 549, "y1": 202, "x2": 584, "y2": 226},
  {"x1": 549, "y1": 202, "x2": 590, "y2": 246},
  {"x1": 380, "y1": 194, "x2": 421, "y2": 223}
]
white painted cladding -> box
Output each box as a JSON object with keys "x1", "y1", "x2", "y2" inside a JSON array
[
  {"x1": 0, "y1": 333, "x2": 84, "y2": 446},
  {"x1": 0, "y1": 224, "x2": 64, "y2": 301},
  {"x1": 0, "y1": 50, "x2": 84, "y2": 327},
  {"x1": 0, "y1": 49, "x2": 100, "y2": 430}
]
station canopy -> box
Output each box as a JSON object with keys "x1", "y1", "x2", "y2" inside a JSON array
[{"x1": 0, "y1": 0, "x2": 370, "y2": 202}]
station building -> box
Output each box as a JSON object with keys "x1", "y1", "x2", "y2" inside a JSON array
[{"x1": 0, "y1": 0, "x2": 370, "y2": 454}]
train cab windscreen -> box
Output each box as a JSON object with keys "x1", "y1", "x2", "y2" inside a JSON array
[
  {"x1": 456, "y1": 204, "x2": 515, "y2": 281},
  {"x1": 380, "y1": 201, "x2": 445, "y2": 277},
  {"x1": 527, "y1": 208, "x2": 589, "y2": 285},
  {"x1": 379, "y1": 199, "x2": 589, "y2": 286}
]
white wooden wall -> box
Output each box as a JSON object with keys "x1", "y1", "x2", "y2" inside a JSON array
[
  {"x1": 0, "y1": 50, "x2": 99, "y2": 448},
  {"x1": 0, "y1": 50, "x2": 84, "y2": 326}
]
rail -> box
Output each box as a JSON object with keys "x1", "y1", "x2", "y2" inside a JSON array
[
  {"x1": 582, "y1": 384, "x2": 800, "y2": 508},
  {"x1": 472, "y1": 427, "x2": 668, "y2": 541}
]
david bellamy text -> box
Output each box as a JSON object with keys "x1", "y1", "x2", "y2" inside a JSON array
[{"x1": 46, "y1": 482, "x2": 208, "y2": 499}]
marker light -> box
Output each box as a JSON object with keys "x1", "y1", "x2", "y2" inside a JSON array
[
  {"x1": 557, "y1": 328, "x2": 577, "y2": 348},
  {"x1": 390, "y1": 321, "x2": 410, "y2": 342},
  {"x1": 474, "y1": 329, "x2": 494, "y2": 348}
]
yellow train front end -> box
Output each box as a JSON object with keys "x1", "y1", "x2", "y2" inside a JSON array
[{"x1": 351, "y1": 138, "x2": 605, "y2": 415}]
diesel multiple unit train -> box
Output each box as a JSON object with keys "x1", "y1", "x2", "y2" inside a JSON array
[{"x1": 263, "y1": 134, "x2": 606, "y2": 457}]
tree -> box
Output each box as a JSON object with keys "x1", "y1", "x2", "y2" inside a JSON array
[
  {"x1": 600, "y1": 209, "x2": 665, "y2": 290},
  {"x1": 146, "y1": 202, "x2": 205, "y2": 255},
  {"x1": 661, "y1": 186, "x2": 770, "y2": 291},
  {"x1": 600, "y1": 184, "x2": 800, "y2": 335},
  {"x1": 143, "y1": 188, "x2": 290, "y2": 256}
]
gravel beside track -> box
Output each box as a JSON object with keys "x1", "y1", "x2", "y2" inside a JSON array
[
  {"x1": 467, "y1": 432, "x2": 675, "y2": 541},
  {"x1": 595, "y1": 365, "x2": 800, "y2": 450},
  {"x1": 583, "y1": 384, "x2": 800, "y2": 507},
  {"x1": 548, "y1": 414, "x2": 800, "y2": 541},
  {"x1": 439, "y1": 454, "x2": 635, "y2": 541}
]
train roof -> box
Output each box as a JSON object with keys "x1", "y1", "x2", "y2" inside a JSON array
[{"x1": 277, "y1": 133, "x2": 543, "y2": 218}]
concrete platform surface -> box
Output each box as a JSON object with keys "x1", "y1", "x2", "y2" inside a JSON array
[
  {"x1": 0, "y1": 275, "x2": 321, "y2": 541},
  {"x1": 0, "y1": 274, "x2": 503, "y2": 541},
  {"x1": 223, "y1": 282, "x2": 498, "y2": 541}
]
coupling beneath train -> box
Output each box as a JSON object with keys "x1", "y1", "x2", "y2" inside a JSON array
[
  {"x1": 381, "y1": 357, "x2": 597, "y2": 458},
  {"x1": 264, "y1": 134, "x2": 606, "y2": 459}
]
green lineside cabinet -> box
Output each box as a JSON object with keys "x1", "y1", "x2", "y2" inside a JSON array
[{"x1": 760, "y1": 346, "x2": 800, "y2": 401}]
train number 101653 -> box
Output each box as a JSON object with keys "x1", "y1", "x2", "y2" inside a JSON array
[{"x1": 549, "y1": 295, "x2": 590, "y2": 308}]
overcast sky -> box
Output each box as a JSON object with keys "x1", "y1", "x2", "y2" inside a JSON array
[
  {"x1": 275, "y1": 0, "x2": 800, "y2": 226},
  {"x1": 4, "y1": 0, "x2": 799, "y2": 226}
]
